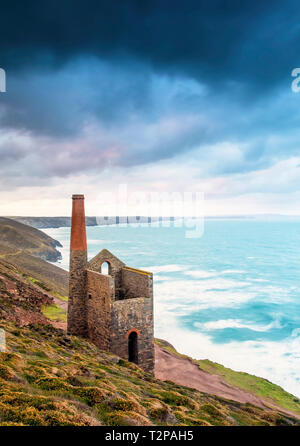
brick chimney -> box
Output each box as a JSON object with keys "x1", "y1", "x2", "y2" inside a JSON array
[
  {"x1": 67, "y1": 194, "x2": 88, "y2": 336},
  {"x1": 70, "y1": 194, "x2": 87, "y2": 251}
]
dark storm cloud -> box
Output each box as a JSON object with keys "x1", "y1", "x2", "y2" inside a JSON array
[
  {"x1": 1, "y1": 0, "x2": 300, "y2": 187},
  {"x1": 0, "y1": 0, "x2": 298, "y2": 92}
]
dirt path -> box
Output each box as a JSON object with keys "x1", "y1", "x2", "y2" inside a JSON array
[
  {"x1": 155, "y1": 345, "x2": 274, "y2": 410},
  {"x1": 0, "y1": 249, "x2": 22, "y2": 258},
  {"x1": 53, "y1": 296, "x2": 68, "y2": 311},
  {"x1": 50, "y1": 296, "x2": 67, "y2": 330}
]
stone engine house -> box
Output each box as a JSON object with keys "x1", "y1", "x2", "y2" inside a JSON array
[{"x1": 67, "y1": 194, "x2": 154, "y2": 374}]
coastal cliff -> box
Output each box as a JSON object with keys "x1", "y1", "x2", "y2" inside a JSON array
[{"x1": 0, "y1": 217, "x2": 62, "y2": 262}]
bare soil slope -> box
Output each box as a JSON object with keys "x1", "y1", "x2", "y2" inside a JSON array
[
  {"x1": 155, "y1": 344, "x2": 267, "y2": 408},
  {"x1": 155, "y1": 341, "x2": 300, "y2": 419}
]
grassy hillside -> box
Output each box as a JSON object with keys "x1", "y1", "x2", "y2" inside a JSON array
[
  {"x1": 0, "y1": 217, "x2": 68, "y2": 298},
  {"x1": 0, "y1": 269, "x2": 299, "y2": 426},
  {"x1": 0, "y1": 249, "x2": 68, "y2": 299},
  {"x1": 0, "y1": 217, "x2": 62, "y2": 261},
  {"x1": 1, "y1": 320, "x2": 299, "y2": 426},
  {"x1": 0, "y1": 257, "x2": 65, "y2": 325}
]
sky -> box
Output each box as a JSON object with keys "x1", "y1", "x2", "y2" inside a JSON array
[{"x1": 1, "y1": 1, "x2": 300, "y2": 216}]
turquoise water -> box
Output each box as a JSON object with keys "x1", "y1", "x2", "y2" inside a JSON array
[{"x1": 45, "y1": 219, "x2": 300, "y2": 397}]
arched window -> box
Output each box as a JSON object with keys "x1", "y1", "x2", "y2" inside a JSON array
[
  {"x1": 101, "y1": 261, "x2": 110, "y2": 275},
  {"x1": 128, "y1": 331, "x2": 138, "y2": 364}
]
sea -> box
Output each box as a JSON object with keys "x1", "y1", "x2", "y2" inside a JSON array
[{"x1": 44, "y1": 218, "x2": 300, "y2": 398}]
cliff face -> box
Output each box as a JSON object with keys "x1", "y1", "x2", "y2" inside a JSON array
[
  {"x1": 0, "y1": 217, "x2": 62, "y2": 262},
  {"x1": 0, "y1": 251, "x2": 67, "y2": 300},
  {"x1": 0, "y1": 219, "x2": 68, "y2": 299}
]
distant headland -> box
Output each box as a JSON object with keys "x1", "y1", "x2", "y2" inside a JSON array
[{"x1": 7, "y1": 214, "x2": 300, "y2": 229}]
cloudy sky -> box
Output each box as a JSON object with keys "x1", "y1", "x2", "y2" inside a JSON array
[{"x1": 1, "y1": 1, "x2": 300, "y2": 216}]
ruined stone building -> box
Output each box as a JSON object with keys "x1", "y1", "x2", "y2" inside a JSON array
[{"x1": 67, "y1": 195, "x2": 154, "y2": 374}]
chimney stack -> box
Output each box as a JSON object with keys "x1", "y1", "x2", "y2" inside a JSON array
[
  {"x1": 67, "y1": 194, "x2": 88, "y2": 336},
  {"x1": 70, "y1": 194, "x2": 87, "y2": 251}
]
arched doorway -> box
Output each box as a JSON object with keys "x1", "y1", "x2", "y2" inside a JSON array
[
  {"x1": 101, "y1": 261, "x2": 110, "y2": 275},
  {"x1": 128, "y1": 331, "x2": 138, "y2": 364}
]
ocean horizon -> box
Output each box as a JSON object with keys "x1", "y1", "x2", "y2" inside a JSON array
[{"x1": 45, "y1": 218, "x2": 300, "y2": 398}]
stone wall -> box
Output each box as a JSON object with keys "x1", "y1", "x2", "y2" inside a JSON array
[
  {"x1": 68, "y1": 250, "x2": 88, "y2": 336},
  {"x1": 88, "y1": 249, "x2": 125, "y2": 300},
  {"x1": 110, "y1": 296, "x2": 154, "y2": 374},
  {"x1": 69, "y1": 241, "x2": 155, "y2": 374},
  {"x1": 86, "y1": 269, "x2": 114, "y2": 351},
  {"x1": 121, "y1": 267, "x2": 152, "y2": 300}
]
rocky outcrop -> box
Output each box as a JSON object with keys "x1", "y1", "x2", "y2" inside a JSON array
[{"x1": 0, "y1": 264, "x2": 54, "y2": 326}]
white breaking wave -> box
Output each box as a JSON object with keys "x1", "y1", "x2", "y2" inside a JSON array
[
  {"x1": 184, "y1": 270, "x2": 217, "y2": 278},
  {"x1": 154, "y1": 278, "x2": 254, "y2": 311},
  {"x1": 220, "y1": 269, "x2": 246, "y2": 274},
  {"x1": 194, "y1": 318, "x2": 283, "y2": 332},
  {"x1": 144, "y1": 264, "x2": 190, "y2": 273}
]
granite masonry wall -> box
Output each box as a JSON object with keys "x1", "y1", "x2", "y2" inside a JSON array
[
  {"x1": 86, "y1": 270, "x2": 114, "y2": 351},
  {"x1": 88, "y1": 249, "x2": 125, "y2": 300},
  {"x1": 68, "y1": 249, "x2": 88, "y2": 337},
  {"x1": 121, "y1": 267, "x2": 153, "y2": 299},
  {"x1": 110, "y1": 296, "x2": 154, "y2": 374}
]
